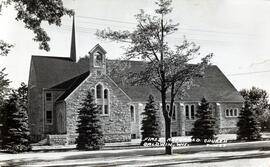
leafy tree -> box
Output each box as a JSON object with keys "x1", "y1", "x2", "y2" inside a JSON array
[
  {"x1": 0, "y1": 0, "x2": 73, "y2": 55},
  {"x1": 240, "y1": 87, "x2": 269, "y2": 131},
  {"x1": 237, "y1": 100, "x2": 261, "y2": 141},
  {"x1": 191, "y1": 97, "x2": 216, "y2": 143},
  {"x1": 76, "y1": 91, "x2": 104, "y2": 150},
  {"x1": 141, "y1": 95, "x2": 161, "y2": 145},
  {"x1": 2, "y1": 84, "x2": 31, "y2": 153},
  {"x1": 96, "y1": 0, "x2": 212, "y2": 154}
]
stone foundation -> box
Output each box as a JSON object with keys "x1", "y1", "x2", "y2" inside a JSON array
[
  {"x1": 47, "y1": 135, "x2": 68, "y2": 145},
  {"x1": 47, "y1": 133, "x2": 131, "y2": 145}
]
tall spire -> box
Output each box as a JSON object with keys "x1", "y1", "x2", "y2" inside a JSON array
[{"x1": 70, "y1": 15, "x2": 76, "y2": 62}]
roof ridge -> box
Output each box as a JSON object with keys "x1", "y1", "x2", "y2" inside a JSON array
[{"x1": 32, "y1": 55, "x2": 72, "y2": 60}]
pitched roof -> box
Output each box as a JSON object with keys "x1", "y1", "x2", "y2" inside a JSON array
[
  {"x1": 53, "y1": 71, "x2": 90, "y2": 101},
  {"x1": 30, "y1": 55, "x2": 244, "y2": 103},
  {"x1": 30, "y1": 55, "x2": 88, "y2": 88},
  {"x1": 110, "y1": 62, "x2": 244, "y2": 102}
]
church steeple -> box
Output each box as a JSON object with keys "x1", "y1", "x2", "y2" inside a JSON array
[{"x1": 70, "y1": 15, "x2": 76, "y2": 62}]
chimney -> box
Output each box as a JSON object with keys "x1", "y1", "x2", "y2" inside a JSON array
[{"x1": 70, "y1": 16, "x2": 76, "y2": 62}]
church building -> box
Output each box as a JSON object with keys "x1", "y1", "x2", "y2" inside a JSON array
[{"x1": 28, "y1": 18, "x2": 244, "y2": 144}]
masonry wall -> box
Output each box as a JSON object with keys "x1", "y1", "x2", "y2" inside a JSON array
[
  {"x1": 219, "y1": 102, "x2": 243, "y2": 133},
  {"x1": 65, "y1": 73, "x2": 131, "y2": 143},
  {"x1": 28, "y1": 87, "x2": 43, "y2": 141},
  {"x1": 55, "y1": 102, "x2": 66, "y2": 134}
]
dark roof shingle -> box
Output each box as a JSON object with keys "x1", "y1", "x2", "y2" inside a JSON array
[{"x1": 30, "y1": 55, "x2": 244, "y2": 103}]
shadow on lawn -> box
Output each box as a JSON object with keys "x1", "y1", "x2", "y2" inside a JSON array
[{"x1": 61, "y1": 151, "x2": 270, "y2": 167}]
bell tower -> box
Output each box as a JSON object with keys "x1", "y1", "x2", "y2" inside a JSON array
[{"x1": 89, "y1": 44, "x2": 107, "y2": 75}]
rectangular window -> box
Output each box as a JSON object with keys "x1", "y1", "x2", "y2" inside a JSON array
[
  {"x1": 130, "y1": 105, "x2": 135, "y2": 122},
  {"x1": 172, "y1": 105, "x2": 176, "y2": 121},
  {"x1": 46, "y1": 93, "x2": 52, "y2": 101},
  {"x1": 104, "y1": 105, "x2": 109, "y2": 115},
  {"x1": 185, "y1": 105, "x2": 189, "y2": 119},
  {"x1": 45, "y1": 110, "x2": 53, "y2": 124},
  {"x1": 191, "y1": 105, "x2": 195, "y2": 119}
]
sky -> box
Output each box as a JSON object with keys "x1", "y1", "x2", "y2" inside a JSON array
[{"x1": 0, "y1": 0, "x2": 270, "y2": 95}]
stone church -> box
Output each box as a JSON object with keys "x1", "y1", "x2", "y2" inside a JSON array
[{"x1": 28, "y1": 18, "x2": 244, "y2": 144}]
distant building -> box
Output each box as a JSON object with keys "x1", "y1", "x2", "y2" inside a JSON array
[{"x1": 28, "y1": 18, "x2": 244, "y2": 143}]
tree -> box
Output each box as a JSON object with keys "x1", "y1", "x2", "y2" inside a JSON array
[
  {"x1": 76, "y1": 91, "x2": 104, "y2": 150},
  {"x1": 0, "y1": 0, "x2": 73, "y2": 55},
  {"x1": 0, "y1": 68, "x2": 11, "y2": 145},
  {"x1": 1, "y1": 84, "x2": 31, "y2": 153},
  {"x1": 240, "y1": 87, "x2": 269, "y2": 131},
  {"x1": 141, "y1": 95, "x2": 161, "y2": 145},
  {"x1": 191, "y1": 97, "x2": 216, "y2": 144},
  {"x1": 0, "y1": 68, "x2": 10, "y2": 103},
  {"x1": 96, "y1": 0, "x2": 212, "y2": 154},
  {"x1": 237, "y1": 100, "x2": 261, "y2": 141}
]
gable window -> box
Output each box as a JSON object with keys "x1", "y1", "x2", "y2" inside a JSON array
[
  {"x1": 45, "y1": 110, "x2": 53, "y2": 124},
  {"x1": 130, "y1": 105, "x2": 135, "y2": 122},
  {"x1": 104, "y1": 89, "x2": 108, "y2": 99},
  {"x1": 46, "y1": 93, "x2": 52, "y2": 101},
  {"x1": 96, "y1": 84, "x2": 102, "y2": 99}
]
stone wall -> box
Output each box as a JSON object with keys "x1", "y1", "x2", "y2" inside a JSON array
[
  {"x1": 55, "y1": 102, "x2": 66, "y2": 134},
  {"x1": 65, "y1": 73, "x2": 131, "y2": 142},
  {"x1": 219, "y1": 102, "x2": 243, "y2": 134},
  {"x1": 47, "y1": 135, "x2": 68, "y2": 145}
]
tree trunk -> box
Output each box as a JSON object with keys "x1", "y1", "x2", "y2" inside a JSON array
[
  {"x1": 161, "y1": 89, "x2": 172, "y2": 155},
  {"x1": 165, "y1": 118, "x2": 172, "y2": 154}
]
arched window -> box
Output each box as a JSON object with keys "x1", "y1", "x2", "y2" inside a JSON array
[
  {"x1": 104, "y1": 89, "x2": 108, "y2": 99},
  {"x1": 234, "y1": 109, "x2": 238, "y2": 116},
  {"x1": 94, "y1": 52, "x2": 103, "y2": 67},
  {"x1": 230, "y1": 109, "x2": 233, "y2": 116},
  {"x1": 226, "y1": 109, "x2": 229, "y2": 117},
  {"x1": 130, "y1": 105, "x2": 135, "y2": 122},
  {"x1": 96, "y1": 84, "x2": 102, "y2": 98},
  {"x1": 185, "y1": 105, "x2": 189, "y2": 119},
  {"x1": 191, "y1": 105, "x2": 195, "y2": 119}
]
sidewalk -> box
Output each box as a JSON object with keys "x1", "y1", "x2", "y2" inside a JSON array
[{"x1": 31, "y1": 134, "x2": 238, "y2": 151}]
